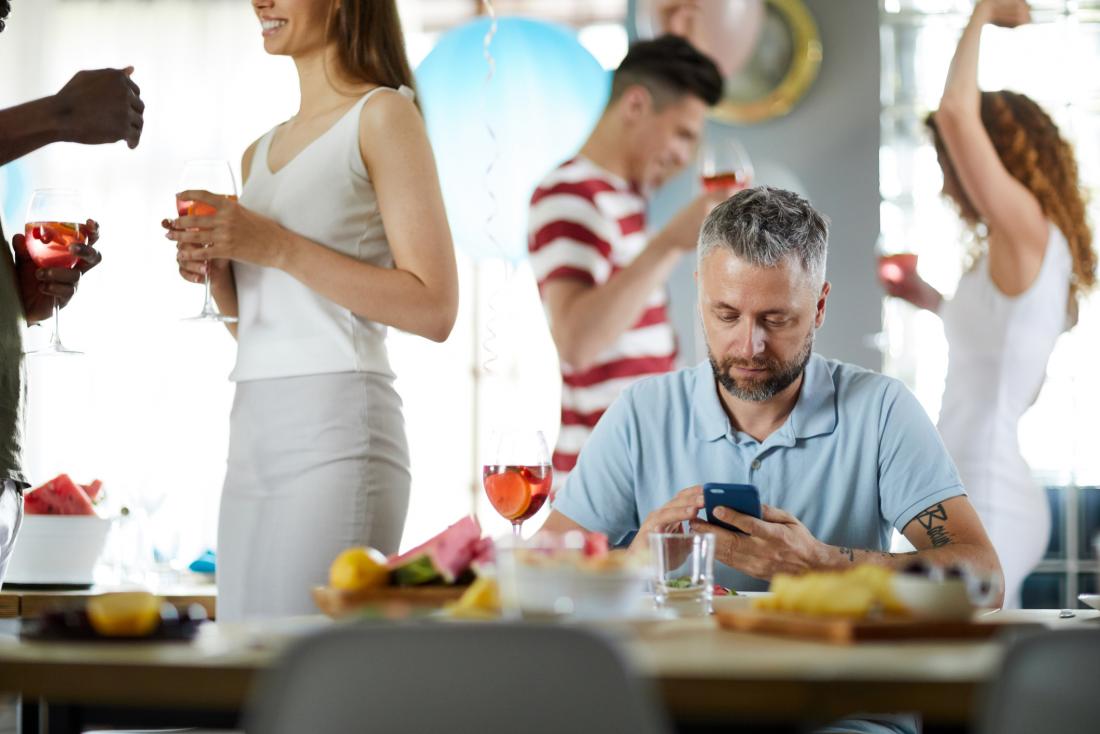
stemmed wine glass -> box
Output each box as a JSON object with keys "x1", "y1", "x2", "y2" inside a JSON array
[
  {"x1": 699, "y1": 137, "x2": 754, "y2": 194},
  {"x1": 176, "y1": 159, "x2": 238, "y2": 323},
  {"x1": 483, "y1": 430, "x2": 553, "y2": 537},
  {"x1": 23, "y1": 188, "x2": 89, "y2": 356}
]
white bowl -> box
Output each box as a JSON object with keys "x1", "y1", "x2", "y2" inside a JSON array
[
  {"x1": 501, "y1": 561, "x2": 651, "y2": 620},
  {"x1": 891, "y1": 574, "x2": 974, "y2": 621},
  {"x1": 4, "y1": 514, "x2": 112, "y2": 586}
]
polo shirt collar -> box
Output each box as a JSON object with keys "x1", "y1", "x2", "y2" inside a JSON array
[
  {"x1": 779, "y1": 353, "x2": 838, "y2": 446},
  {"x1": 690, "y1": 361, "x2": 730, "y2": 442},
  {"x1": 689, "y1": 353, "x2": 838, "y2": 444}
]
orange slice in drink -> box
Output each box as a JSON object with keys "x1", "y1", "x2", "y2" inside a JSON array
[{"x1": 485, "y1": 471, "x2": 531, "y2": 520}]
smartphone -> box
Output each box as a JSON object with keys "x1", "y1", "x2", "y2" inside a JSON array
[{"x1": 703, "y1": 483, "x2": 762, "y2": 534}]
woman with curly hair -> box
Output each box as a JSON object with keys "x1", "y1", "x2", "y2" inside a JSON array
[{"x1": 880, "y1": 0, "x2": 1096, "y2": 607}]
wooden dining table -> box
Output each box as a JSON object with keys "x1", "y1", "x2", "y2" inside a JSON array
[
  {"x1": 0, "y1": 584, "x2": 217, "y2": 621},
  {"x1": 0, "y1": 608, "x2": 1094, "y2": 734}
]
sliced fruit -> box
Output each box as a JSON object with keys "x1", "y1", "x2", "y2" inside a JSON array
[
  {"x1": 22, "y1": 490, "x2": 53, "y2": 514},
  {"x1": 23, "y1": 474, "x2": 96, "y2": 515},
  {"x1": 80, "y1": 480, "x2": 104, "y2": 503},
  {"x1": 583, "y1": 532, "x2": 609, "y2": 558},
  {"x1": 329, "y1": 547, "x2": 390, "y2": 592},
  {"x1": 388, "y1": 516, "x2": 482, "y2": 586},
  {"x1": 87, "y1": 591, "x2": 162, "y2": 637},
  {"x1": 447, "y1": 576, "x2": 500, "y2": 619},
  {"x1": 484, "y1": 471, "x2": 531, "y2": 520}
]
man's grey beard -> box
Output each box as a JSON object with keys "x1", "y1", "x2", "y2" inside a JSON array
[{"x1": 708, "y1": 329, "x2": 814, "y2": 402}]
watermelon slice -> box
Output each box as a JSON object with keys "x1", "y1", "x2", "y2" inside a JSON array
[
  {"x1": 471, "y1": 536, "x2": 495, "y2": 566},
  {"x1": 582, "y1": 532, "x2": 610, "y2": 558},
  {"x1": 388, "y1": 516, "x2": 482, "y2": 586},
  {"x1": 80, "y1": 479, "x2": 104, "y2": 503},
  {"x1": 22, "y1": 489, "x2": 54, "y2": 515},
  {"x1": 23, "y1": 474, "x2": 97, "y2": 516}
]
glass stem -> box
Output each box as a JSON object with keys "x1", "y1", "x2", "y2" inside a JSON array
[
  {"x1": 512, "y1": 522, "x2": 522, "y2": 538},
  {"x1": 203, "y1": 264, "x2": 215, "y2": 313},
  {"x1": 49, "y1": 298, "x2": 61, "y2": 349}
]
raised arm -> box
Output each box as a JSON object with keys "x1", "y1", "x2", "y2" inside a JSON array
[
  {"x1": 539, "y1": 195, "x2": 717, "y2": 371},
  {"x1": 0, "y1": 68, "x2": 144, "y2": 165},
  {"x1": 934, "y1": 0, "x2": 1047, "y2": 292}
]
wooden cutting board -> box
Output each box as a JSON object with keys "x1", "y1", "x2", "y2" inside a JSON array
[
  {"x1": 312, "y1": 585, "x2": 468, "y2": 618},
  {"x1": 716, "y1": 606, "x2": 1003, "y2": 644}
]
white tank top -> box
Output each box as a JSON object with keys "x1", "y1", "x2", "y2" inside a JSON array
[
  {"x1": 231, "y1": 85, "x2": 414, "y2": 383},
  {"x1": 938, "y1": 223, "x2": 1073, "y2": 502}
]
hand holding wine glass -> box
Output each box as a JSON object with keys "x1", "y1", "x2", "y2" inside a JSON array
[
  {"x1": 12, "y1": 218, "x2": 100, "y2": 324},
  {"x1": 170, "y1": 190, "x2": 287, "y2": 267},
  {"x1": 17, "y1": 189, "x2": 101, "y2": 354},
  {"x1": 877, "y1": 252, "x2": 943, "y2": 312},
  {"x1": 483, "y1": 430, "x2": 553, "y2": 537},
  {"x1": 169, "y1": 159, "x2": 238, "y2": 323}
]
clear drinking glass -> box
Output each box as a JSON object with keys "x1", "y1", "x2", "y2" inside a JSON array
[
  {"x1": 699, "y1": 137, "x2": 754, "y2": 194},
  {"x1": 176, "y1": 159, "x2": 238, "y2": 323},
  {"x1": 482, "y1": 430, "x2": 553, "y2": 537},
  {"x1": 23, "y1": 188, "x2": 89, "y2": 356},
  {"x1": 651, "y1": 532, "x2": 716, "y2": 617}
]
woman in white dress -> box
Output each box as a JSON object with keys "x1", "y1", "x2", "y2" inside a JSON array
[
  {"x1": 164, "y1": 0, "x2": 458, "y2": 620},
  {"x1": 880, "y1": 0, "x2": 1095, "y2": 607}
]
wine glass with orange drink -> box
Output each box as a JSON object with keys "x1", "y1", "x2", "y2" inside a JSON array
[
  {"x1": 176, "y1": 159, "x2": 238, "y2": 323},
  {"x1": 23, "y1": 188, "x2": 90, "y2": 355},
  {"x1": 483, "y1": 430, "x2": 553, "y2": 537}
]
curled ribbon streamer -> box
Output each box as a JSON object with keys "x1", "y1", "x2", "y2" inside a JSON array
[{"x1": 479, "y1": 0, "x2": 509, "y2": 379}]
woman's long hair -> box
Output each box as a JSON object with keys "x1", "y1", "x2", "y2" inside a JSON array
[
  {"x1": 927, "y1": 90, "x2": 1095, "y2": 304},
  {"x1": 326, "y1": 0, "x2": 416, "y2": 98}
]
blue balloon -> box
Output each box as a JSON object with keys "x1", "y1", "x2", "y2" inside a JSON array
[
  {"x1": 416, "y1": 18, "x2": 610, "y2": 262},
  {"x1": 0, "y1": 161, "x2": 27, "y2": 234}
]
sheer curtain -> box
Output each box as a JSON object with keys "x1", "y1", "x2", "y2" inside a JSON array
[
  {"x1": 0, "y1": 0, "x2": 475, "y2": 566},
  {"x1": 0, "y1": 0, "x2": 627, "y2": 566}
]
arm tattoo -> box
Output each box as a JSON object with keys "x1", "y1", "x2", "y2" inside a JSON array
[
  {"x1": 838, "y1": 546, "x2": 855, "y2": 563},
  {"x1": 914, "y1": 503, "x2": 953, "y2": 548}
]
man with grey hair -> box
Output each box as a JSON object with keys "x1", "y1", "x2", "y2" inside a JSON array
[{"x1": 541, "y1": 185, "x2": 1000, "y2": 597}]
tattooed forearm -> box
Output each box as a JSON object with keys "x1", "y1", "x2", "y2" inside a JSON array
[
  {"x1": 914, "y1": 503, "x2": 953, "y2": 548},
  {"x1": 881, "y1": 551, "x2": 917, "y2": 560}
]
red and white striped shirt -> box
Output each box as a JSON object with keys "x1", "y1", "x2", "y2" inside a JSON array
[{"x1": 529, "y1": 157, "x2": 677, "y2": 487}]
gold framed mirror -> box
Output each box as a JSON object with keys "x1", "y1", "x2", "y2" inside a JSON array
[
  {"x1": 713, "y1": 0, "x2": 822, "y2": 124},
  {"x1": 633, "y1": 0, "x2": 823, "y2": 125}
]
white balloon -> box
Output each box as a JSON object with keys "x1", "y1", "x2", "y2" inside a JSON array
[{"x1": 637, "y1": 0, "x2": 766, "y2": 79}]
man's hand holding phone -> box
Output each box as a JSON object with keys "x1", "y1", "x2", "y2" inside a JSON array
[{"x1": 693, "y1": 484, "x2": 828, "y2": 580}]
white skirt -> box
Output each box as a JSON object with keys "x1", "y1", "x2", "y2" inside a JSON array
[
  {"x1": 960, "y1": 466, "x2": 1050, "y2": 610},
  {"x1": 216, "y1": 372, "x2": 410, "y2": 621}
]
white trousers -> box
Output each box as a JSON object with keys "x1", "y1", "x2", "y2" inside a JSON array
[{"x1": 216, "y1": 372, "x2": 410, "y2": 622}]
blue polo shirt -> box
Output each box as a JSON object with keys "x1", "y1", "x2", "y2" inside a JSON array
[{"x1": 553, "y1": 353, "x2": 966, "y2": 591}]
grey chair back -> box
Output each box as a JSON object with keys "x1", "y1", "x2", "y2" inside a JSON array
[
  {"x1": 246, "y1": 622, "x2": 671, "y2": 734},
  {"x1": 977, "y1": 628, "x2": 1100, "y2": 734}
]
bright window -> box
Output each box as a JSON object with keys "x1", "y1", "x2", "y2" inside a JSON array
[{"x1": 880, "y1": 1, "x2": 1100, "y2": 487}]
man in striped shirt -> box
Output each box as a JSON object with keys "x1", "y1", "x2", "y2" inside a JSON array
[{"x1": 529, "y1": 35, "x2": 733, "y2": 490}]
